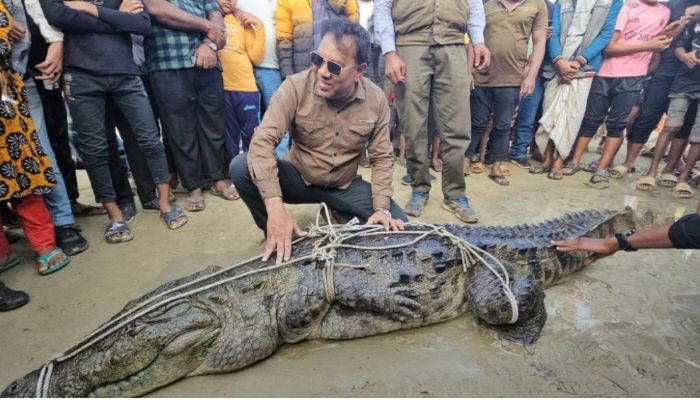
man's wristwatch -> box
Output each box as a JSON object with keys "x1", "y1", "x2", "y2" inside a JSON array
[
  {"x1": 615, "y1": 229, "x2": 637, "y2": 252},
  {"x1": 374, "y1": 208, "x2": 391, "y2": 217},
  {"x1": 203, "y1": 39, "x2": 218, "y2": 52}
]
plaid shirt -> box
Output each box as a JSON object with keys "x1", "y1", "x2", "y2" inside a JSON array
[{"x1": 146, "y1": 0, "x2": 220, "y2": 72}]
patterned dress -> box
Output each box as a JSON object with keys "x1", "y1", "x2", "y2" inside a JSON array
[{"x1": 0, "y1": 0, "x2": 55, "y2": 201}]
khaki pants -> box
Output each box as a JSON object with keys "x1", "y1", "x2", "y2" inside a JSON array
[{"x1": 394, "y1": 44, "x2": 470, "y2": 200}]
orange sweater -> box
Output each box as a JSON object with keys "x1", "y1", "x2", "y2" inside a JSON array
[{"x1": 219, "y1": 14, "x2": 266, "y2": 92}]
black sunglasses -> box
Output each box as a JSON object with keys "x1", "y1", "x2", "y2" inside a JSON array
[{"x1": 310, "y1": 51, "x2": 352, "y2": 76}]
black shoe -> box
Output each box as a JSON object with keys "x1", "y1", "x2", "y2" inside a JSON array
[
  {"x1": 119, "y1": 202, "x2": 136, "y2": 223},
  {"x1": 55, "y1": 225, "x2": 89, "y2": 256},
  {"x1": 140, "y1": 198, "x2": 160, "y2": 212},
  {"x1": 0, "y1": 281, "x2": 29, "y2": 311},
  {"x1": 510, "y1": 156, "x2": 531, "y2": 169}
]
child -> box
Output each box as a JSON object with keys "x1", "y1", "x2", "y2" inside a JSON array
[
  {"x1": 567, "y1": 0, "x2": 673, "y2": 187},
  {"x1": 218, "y1": 0, "x2": 265, "y2": 162}
]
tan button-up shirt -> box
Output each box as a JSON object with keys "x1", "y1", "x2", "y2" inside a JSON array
[{"x1": 247, "y1": 69, "x2": 394, "y2": 210}]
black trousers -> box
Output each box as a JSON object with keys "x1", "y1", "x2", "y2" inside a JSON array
[
  {"x1": 149, "y1": 68, "x2": 227, "y2": 190},
  {"x1": 230, "y1": 153, "x2": 408, "y2": 232}
]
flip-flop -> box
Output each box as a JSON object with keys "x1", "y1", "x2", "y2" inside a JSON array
[
  {"x1": 0, "y1": 253, "x2": 20, "y2": 273},
  {"x1": 184, "y1": 196, "x2": 206, "y2": 212},
  {"x1": 470, "y1": 162, "x2": 485, "y2": 174},
  {"x1": 161, "y1": 204, "x2": 188, "y2": 230},
  {"x1": 672, "y1": 182, "x2": 694, "y2": 198},
  {"x1": 635, "y1": 176, "x2": 657, "y2": 191},
  {"x1": 488, "y1": 174, "x2": 510, "y2": 186},
  {"x1": 37, "y1": 248, "x2": 70, "y2": 276},
  {"x1": 529, "y1": 165, "x2": 551, "y2": 174},
  {"x1": 658, "y1": 173, "x2": 678, "y2": 187},
  {"x1": 500, "y1": 165, "x2": 512, "y2": 176},
  {"x1": 104, "y1": 221, "x2": 133, "y2": 244},
  {"x1": 71, "y1": 203, "x2": 107, "y2": 217},
  {"x1": 547, "y1": 169, "x2": 563, "y2": 180},
  {"x1": 210, "y1": 184, "x2": 240, "y2": 201},
  {"x1": 609, "y1": 165, "x2": 628, "y2": 179}
]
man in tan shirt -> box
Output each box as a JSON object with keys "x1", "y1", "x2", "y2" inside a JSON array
[{"x1": 230, "y1": 19, "x2": 407, "y2": 264}]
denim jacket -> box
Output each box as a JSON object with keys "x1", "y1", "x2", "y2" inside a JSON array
[{"x1": 543, "y1": 0, "x2": 622, "y2": 79}]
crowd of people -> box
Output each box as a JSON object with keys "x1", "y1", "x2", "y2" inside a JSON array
[{"x1": 1, "y1": 0, "x2": 699, "y2": 310}]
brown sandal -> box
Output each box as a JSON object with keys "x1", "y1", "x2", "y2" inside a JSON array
[{"x1": 488, "y1": 174, "x2": 510, "y2": 186}]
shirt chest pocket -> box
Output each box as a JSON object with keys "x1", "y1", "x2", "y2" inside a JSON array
[
  {"x1": 295, "y1": 118, "x2": 326, "y2": 149},
  {"x1": 343, "y1": 122, "x2": 375, "y2": 153}
]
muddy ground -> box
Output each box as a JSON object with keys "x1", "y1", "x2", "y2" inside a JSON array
[{"x1": 1, "y1": 146, "x2": 699, "y2": 397}]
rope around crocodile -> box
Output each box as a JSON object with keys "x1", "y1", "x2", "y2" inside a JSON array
[{"x1": 34, "y1": 204, "x2": 518, "y2": 397}]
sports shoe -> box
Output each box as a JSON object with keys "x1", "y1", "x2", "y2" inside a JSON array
[
  {"x1": 442, "y1": 197, "x2": 478, "y2": 223},
  {"x1": 55, "y1": 225, "x2": 89, "y2": 256},
  {"x1": 404, "y1": 191, "x2": 429, "y2": 217},
  {"x1": 510, "y1": 156, "x2": 531, "y2": 169}
]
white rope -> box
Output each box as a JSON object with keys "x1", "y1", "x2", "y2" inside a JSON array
[{"x1": 33, "y1": 203, "x2": 518, "y2": 396}]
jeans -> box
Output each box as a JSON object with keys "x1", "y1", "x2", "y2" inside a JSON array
[
  {"x1": 25, "y1": 79, "x2": 74, "y2": 227},
  {"x1": 230, "y1": 153, "x2": 408, "y2": 232},
  {"x1": 511, "y1": 75, "x2": 544, "y2": 158},
  {"x1": 466, "y1": 86, "x2": 521, "y2": 163},
  {"x1": 35, "y1": 79, "x2": 79, "y2": 202},
  {"x1": 64, "y1": 72, "x2": 171, "y2": 204},
  {"x1": 254, "y1": 67, "x2": 289, "y2": 159},
  {"x1": 579, "y1": 76, "x2": 644, "y2": 138},
  {"x1": 149, "y1": 68, "x2": 227, "y2": 190}
]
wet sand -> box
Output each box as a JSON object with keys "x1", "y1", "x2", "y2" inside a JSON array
[{"x1": 1, "y1": 148, "x2": 699, "y2": 397}]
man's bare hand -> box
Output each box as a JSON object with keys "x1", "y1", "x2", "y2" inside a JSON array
[
  {"x1": 194, "y1": 44, "x2": 217, "y2": 69},
  {"x1": 10, "y1": 21, "x2": 26, "y2": 41},
  {"x1": 366, "y1": 211, "x2": 405, "y2": 232},
  {"x1": 263, "y1": 204, "x2": 307, "y2": 264},
  {"x1": 384, "y1": 52, "x2": 406, "y2": 84},
  {"x1": 119, "y1": 0, "x2": 144, "y2": 13},
  {"x1": 473, "y1": 43, "x2": 491, "y2": 71},
  {"x1": 678, "y1": 50, "x2": 700, "y2": 69},
  {"x1": 35, "y1": 42, "x2": 64, "y2": 85},
  {"x1": 520, "y1": 75, "x2": 536, "y2": 97},
  {"x1": 237, "y1": 10, "x2": 261, "y2": 28},
  {"x1": 551, "y1": 237, "x2": 619, "y2": 266},
  {"x1": 647, "y1": 35, "x2": 673, "y2": 51},
  {"x1": 206, "y1": 21, "x2": 226, "y2": 49}
]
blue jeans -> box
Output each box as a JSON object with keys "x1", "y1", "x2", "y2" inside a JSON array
[
  {"x1": 254, "y1": 67, "x2": 289, "y2": 158},
  {"x1": 511, "y1": 74, "x2": 544, "y2": 158},
  {"x1": 25, "y1": 79, "x2": 74, "y2": 227}
]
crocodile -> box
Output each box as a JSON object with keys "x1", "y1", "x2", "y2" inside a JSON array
[{"x1": 2, "y1": 208, "x2": 639, "y2": 398}]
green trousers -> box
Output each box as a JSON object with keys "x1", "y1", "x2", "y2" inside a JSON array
[{"x1": 394, "y1": 44, "x2": 471, "y2": 200}]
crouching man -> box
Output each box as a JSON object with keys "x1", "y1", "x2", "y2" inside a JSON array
[{"x1": 230, "y1": 19, "x2": 408, "y2": 264}]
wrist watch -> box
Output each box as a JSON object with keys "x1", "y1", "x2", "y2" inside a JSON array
[
  {"x1": 204, "y1": 39, "x2": 218, "y2": 52},
  {"x1": 615, "y1": 229, "x2": 637, "y2": 252},
  {"x1": 374, "y1": 208, "x2": 391, "y2": 217}
]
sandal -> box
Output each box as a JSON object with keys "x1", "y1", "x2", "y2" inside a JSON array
[
  {"x1": 71, "y1": 202, "x2": 107, "y2": 217},
  {"x1": 104, "y1": 221, "x2": 133, "y2": 244},
  {"x1": 585, "y1": 170, "x2": 610, "y2": 189},
  {"x1": 500, "y1": 165, "x2": 512, "y2": 177},
  {"x1": 161, "y1": 204, "x2": 188, "y2": 230},
  {"x1": 529, "y1": 165, "x2": 551, "y2": 174},
  {"x1": 672, "y1": 182, "x2": 694, "y2": 198},
  {"x1": 609, "y1": 165, "x2": 628, "y2": 179},
  {"x1": 547, "y1": 169, "x2": 563, "y2": 180},
  {"x1": 635, "y1": 176, "x2": 657, "y2": 191},
  {"x1": 470, "y1": 162, "x2": 485, "y2": 174},
  {"x1": 0, "y1": 252, "x2": 20, "y2": 273},
  {"x1": 658, "y1": 173, "x2": 678, "y2": 188},
  {"x1": 37, "y1": 248, "x2": 70, "y2": 276},
  {"x1": 582, "y1": 160, "x2": 599, "y2": 173},
  {"x1": 210, "y1": 184, "x2": 240, "y2": 201},
  {"x1": 488, "y1": 174, "x2": 510, "y2": 186},
  {"x1": 184, "y1": 196, "x2": 206, "y2": 212},
  {"x1": 562, "y1": 162, "x2": 585, "y2": 176}
]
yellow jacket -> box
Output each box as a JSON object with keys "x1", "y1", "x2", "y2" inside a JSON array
[
  {"x1": 220, "y1": 14, "x2": 266, "y2": 91},
  {"x1": 276, "y1": 0, "x2": 359, "y2": 79}
]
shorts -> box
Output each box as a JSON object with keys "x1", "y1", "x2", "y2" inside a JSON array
[
  {"x1": 666, "y1": 92, "x2": 700, "y2": 143},
  {"x1": 578, "y1": 76, "x2": 644, "y2": 138}
]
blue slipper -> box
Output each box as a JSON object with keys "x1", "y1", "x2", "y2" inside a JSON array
[{"x1": 37, "y1": 248, "x2": 70, "y2": 276}]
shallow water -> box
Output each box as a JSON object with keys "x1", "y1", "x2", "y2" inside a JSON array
[{"x1": 1, "y1": 150, "x2": 698, "y2": 397}]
